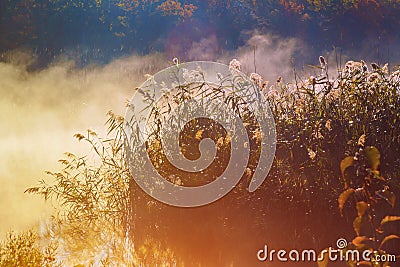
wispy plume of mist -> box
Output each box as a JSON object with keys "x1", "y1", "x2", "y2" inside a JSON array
[
  {"x1": 225, "y1": 32, "x2": 400, "y2": 85},
  {"x1": 184, "y1": 31, "x2": 305, "y2": 82},
  {"x1": 220, "y1": 32, "x2": 305, "y2": 83},
  {"x1": 0, "y1": 50, "x2": 168, "y2": 236},
  {"x1": 240, "y1": 33, "x2": 299, "y2": 80},
  {"x1": 187, "y1": 34, "x2": 219, "y2": 61}
]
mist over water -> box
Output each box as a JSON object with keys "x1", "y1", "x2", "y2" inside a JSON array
[
  {"x1": 0, "y1": 28, "x2": 310, "y2": 237},
  {"x1": 0, "y1": 51, "x2": 169, "y2": 235},
  {"x1": 2, "y1": 3, "x2": 400, "y2": 264},
  {"x1": 1, "y1": 22, "x2": 399, "y2": 237}
]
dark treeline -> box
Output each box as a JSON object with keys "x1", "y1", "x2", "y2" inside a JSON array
[{"x1": 1, "y1": 0, "x2": 400, "y2": 66}]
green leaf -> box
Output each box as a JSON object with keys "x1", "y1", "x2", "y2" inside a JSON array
[
  {"x1": 356, "y1": 201, "x2": 369, "y2": 217},
  {"x1": 379, "y1": 235, "x2": 400, "y2": 250},
  {"x1": 365, "y1": 146, "x2": 380, "y2": 171},
  {"x1": 340, "y1": 156, "x2": 354, "y2": 187},
  {"x1": 339, "y1": 188, "x2": 355, "y2": 215},
  {"x1": 380, "y1": 216, "x2": 400, "y2": 227}
]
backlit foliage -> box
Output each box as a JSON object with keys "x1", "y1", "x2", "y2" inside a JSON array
[
  {"x1": 21, "y1": 57, "x2": 400, "y2": 266},
  {"x1": 0, "y1": 230, "x2": 59, "y2": 267},
  {"x1": 331, "y1": 143, "x2": 400, "y2": 267},
  {"x1": 25, "y1": 114, "x2": 182, "y2": 266},
  {"x1": 157, "y1": 0, "x2": 197, "y2": 17}
]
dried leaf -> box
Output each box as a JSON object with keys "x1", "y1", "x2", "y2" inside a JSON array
[
  {"x1": 358, "y1": 134, "x2": 366, "y2": 147},
  {"x1": 352, "y1": 236, "x2": 369, "y2": 250},
  {"x1": 379, "y1": 235, "x2": 400, "y2": 250},
  {"x1": 356, "y1": 201, "x2": 369, "y2": 217},
  {"x1": 380, "y1": 216, "x2": 400, "y2": 227}
]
